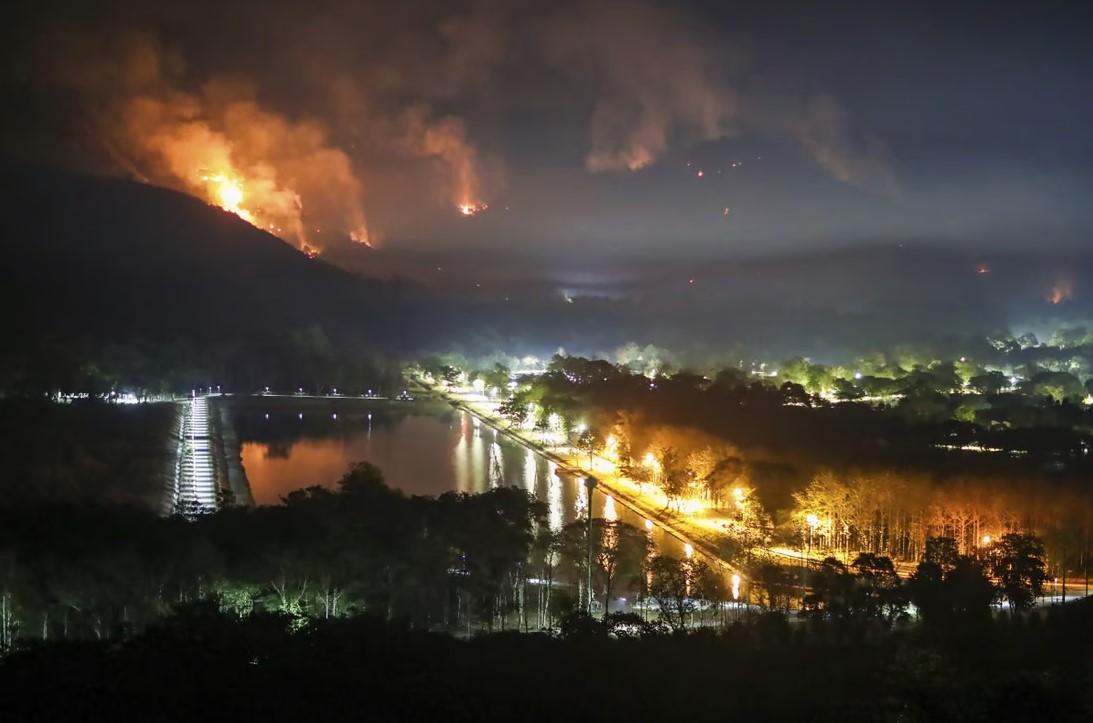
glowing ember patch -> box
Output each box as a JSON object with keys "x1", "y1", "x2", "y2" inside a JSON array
[{"x1": 458, "y1": 202, "x2": 488, "y2": 217}]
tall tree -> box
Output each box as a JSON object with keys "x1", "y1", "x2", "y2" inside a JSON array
[
  {"x1": 989, "y1": 533, "x2": 1047, "y2": 611},
  {"x1": 592, "y1": 520, "x2": 651, "y2": 614}
]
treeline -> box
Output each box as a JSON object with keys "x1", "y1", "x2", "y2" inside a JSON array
[
  {"x1": 1, "y1": 330, "x2": 404, "y2": 399},
  {"x1": 801, "y1": 535, "x2": 1048, "y2": 633},
  {"x1": 496, "y1": 355, "x2": 1093, "y2": 466},
  {"x1": 0, "y1": 463, "x2": 726, "y2": 649},
  {"x1": 479, "y1": 355, "x2": 1093, "y2": 571},
  {"x1": 3, "y1": 578, "x2": 1093, "y2": 721},
  {"x1": 792, "y1": 470, "x2": 1092, "y2": 567}
]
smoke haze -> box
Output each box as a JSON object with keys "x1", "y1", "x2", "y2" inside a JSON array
[{"x1": 2, "y1": 0, "x2": 917, "y2": 256}]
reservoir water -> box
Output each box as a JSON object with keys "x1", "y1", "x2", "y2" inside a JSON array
[{"x1": 227, "y1": 397, "x2": 689, "y2": 557}]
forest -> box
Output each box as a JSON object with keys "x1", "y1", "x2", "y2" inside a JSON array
[
  {"x1": 0, "y1": 462, "x2": 1088, "y2": 721},
  {"x1": 0, "y1": 461, "x2": 1062, "y2": 648},
  {"x1": 441, "y1": 351, "x2": 1093, "y2": 582}
]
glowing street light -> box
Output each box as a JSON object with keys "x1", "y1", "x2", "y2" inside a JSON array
[
  {"x1": 731, "y1": 574, "x2": 742, "y2": 601},
  {"x1": 805, "y1": 514, "x2": 820, "y2": 557},
  {"x1": 982, "y1": 534, "x2": 991, "y2": 545}
]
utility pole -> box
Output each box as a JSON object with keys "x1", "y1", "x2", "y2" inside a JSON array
[
  {"x1": 585, "y1": 476, "x2": 598, "y2": 615},
  {"x1": 1062, "y1": 544, "x2": 1066, "y2": 604}
]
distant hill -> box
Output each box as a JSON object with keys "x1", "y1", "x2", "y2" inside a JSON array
[
  {"x1": 0, "y1": 162, "x2": 430, "y2": 393},
  {"x1": 1, "y1": 162, "x2": 408, "y2": 340}
]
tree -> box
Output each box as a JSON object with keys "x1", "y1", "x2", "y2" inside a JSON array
[
  {"x1": 850, "y1": 553, "x2": 907, "y2": 627},
  {"x1": 1017, "y1": 332, "x2": 1039, "y2": 348},
  {"x1": 498, "y1": 390, "x2": 530, "y2": 427},
  {"x1": 533, "y1": 411, "x2": 552, "y2": 443},
  {"x1": 833, "y1": 378, "x2": 864, "y2": 401},
  {"x1": 686, "y1": 447, "x2": 744, "y2": 507},
  {"x1": 575, "y1": 428, "x2": 603, "y2": 468},
  {"x1": 1022, "y1": 371, "x2": 1084, "y2": 403},
  {"x1": 922, "y1": 537, "x2": 960, "y2": 571},
  {"x1": 592, "y1": 520, "x2": 651, "y2": 614},
  {"x1": 482, "y1": 363, "x2": 511, "y2": 392},
  {"x1": 711, "y1": 367, "x2": 749, "y2": 391},
  {"x1": 909, "y1": 547, "x2": 995, "y2": 632},
  {"x1": 778, "y1": 357, "x2": 812, "y2": 387},
  {"x1": 778, "y1": 381, "x2": 811, "y2": 407},
  {"x1": 989, "y1": 533, "x2": 1047, "y2": 611},
  {"x1": 646, "y1": 555, "x2": 699, "y2": 631},
  {"x1": 969, "y1": 371, "x2": 1008, "y2": 396},
  {"x1": 806, "y1": 364, "x2": 836, "y2": 396},
  {"x1": 803, "y1": 557, "x2": 854, "y2": 623},
  {"x1": 897, "y1": 384, "x2": 950, "y2": 422},
  {"x1": 749, "y1": 558, "x2": 793, "y2": 612},
  {"x1": 655, "y1": 448, "x2": 689, "y2": 509}
]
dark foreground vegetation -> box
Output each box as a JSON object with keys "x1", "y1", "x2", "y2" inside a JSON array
[
  {"x1": 2, "y1": 597, "x2": 1092, "y2": 721},
  {"x1": 1, "y1": 462, "x2": 1090, "y2": 720}
]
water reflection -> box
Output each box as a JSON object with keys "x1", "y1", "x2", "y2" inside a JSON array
[
  {"x1": 524, "y1": 449, "x2": 537, "y2": 495},
  {"x1": 547, "y1": 462, "x2": 563, "y2": 531},
  {"x1": 454, "y1": 416, "x2": 469, "y2": 493},
  {"x1": 488, "y1": 441, "x2": 504, "y2": 488},
  {"x1": 232, "y1": 401, "x2": 688, "y2": 557}
]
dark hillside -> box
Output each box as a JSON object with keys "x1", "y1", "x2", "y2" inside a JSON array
[{"x1": 0, "y1": 163, "x2": 431, "y2": 392}]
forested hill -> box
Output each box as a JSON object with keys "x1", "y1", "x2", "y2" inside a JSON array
[{"x1": 0, "y1": 162, "x2": 429, "y2": 393}]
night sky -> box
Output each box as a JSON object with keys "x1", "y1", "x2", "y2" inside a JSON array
[{"x1": 5, "y1": 0, "x2": 1092, "y2": 273}]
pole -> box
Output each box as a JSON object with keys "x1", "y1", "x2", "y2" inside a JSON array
[
  {"x1": 585, "y1": 476, "x2": 598, "y2": 616},
  {"x1": 1061, "y1": 545, "x2": 1066, "y2": 604}
]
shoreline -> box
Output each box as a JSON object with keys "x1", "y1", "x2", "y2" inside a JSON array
[{"x1": 413, "y1": 380, "x2": 739, "y2": 575}]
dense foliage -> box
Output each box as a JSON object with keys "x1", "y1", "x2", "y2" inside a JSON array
[
  {"x1": 476, "y1": 355, "x2": 1093, "y2": 580},
  {"x1": 2, "y1": 588, "x2": 1092, "y2": 721}
]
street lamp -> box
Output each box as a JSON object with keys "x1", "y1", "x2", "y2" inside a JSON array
[
  {"x1": 584, "y1": 476, "x2": 598, "y2": 615},
  {"x1": 806, "y1": 514, "x2": 820, "y2": 556}
]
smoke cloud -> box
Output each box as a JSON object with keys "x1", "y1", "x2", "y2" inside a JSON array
[
  {"x1": 37, "y1": 29, "x2": 369, "y2": 252},
  {"x1": 12, "y1": 0, "x2": 903, "y2": 257},
  {"x1": 798, "y1": 92, "x2": 902, "y2": 200},
  {"x1": 545, "y1": 1, "x2": 738, "y2": 172},
  {"x1": 542, "y1": 0, "x2": 897, "y2": 196}
]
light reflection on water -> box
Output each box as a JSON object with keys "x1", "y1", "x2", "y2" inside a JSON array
[
  {"x1": 547, "y1": 462, "x2": 563, "y2": 531},
  {"x1": 488, "y1": 441, "x2": 504, "y2": 489},
  {"x1": 235, "y1": 402, "x2": 687, "y2": 557}
]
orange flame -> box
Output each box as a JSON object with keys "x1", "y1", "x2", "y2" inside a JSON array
[
  {"x1": 458, "y1": 202, "x2": 488, "y2": 217},
  {"x1": 199, "y1": 172, "x2": 256, "y2": 224},
  {"x1": 1049, "y1": 280, "x2": 1072, "y2": 304}
]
